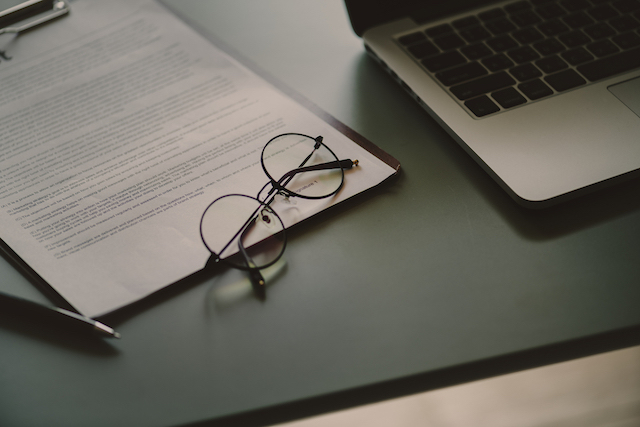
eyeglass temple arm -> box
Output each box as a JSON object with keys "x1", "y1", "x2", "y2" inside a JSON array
[
  {"x1": 262, "y1": 159, "x2": 358, "y2": 203},
  {"x1": 238, "y1": 217, "x2": 267, "y2": 301},
  {"x1": 278, "y1": 159, "x2": 358, "y2": 182}
]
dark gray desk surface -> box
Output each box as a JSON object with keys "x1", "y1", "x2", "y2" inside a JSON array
[{"x1": 1, "y1": 1, "x2": 639, "y2": 426}]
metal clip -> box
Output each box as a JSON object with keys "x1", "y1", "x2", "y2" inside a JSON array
[{"x1": 0, "y1": 0, "x2": 70, "y2": 36}]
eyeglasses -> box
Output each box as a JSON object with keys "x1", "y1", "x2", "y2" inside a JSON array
[{"x1": 199, "y1": 133, "x2": 358, "y2": 300}]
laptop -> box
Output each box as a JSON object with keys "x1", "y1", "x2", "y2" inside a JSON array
[{"x1": 344, "y1": 0, "x2": 640, "y2": 207}]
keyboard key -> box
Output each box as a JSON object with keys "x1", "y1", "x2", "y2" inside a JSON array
[
  {"x1": 506, "y1": 1, "x2": 533, "y2": 13},
  {"x1": 451, "y1": 71, "x2": 516, "y2": 99},
  {"x1": 511, "y1": 10, "x2": 543, "y2": 27},
  {"x1": 482, "y1": 53, "x2": 515, "y2": 71},
  {"x1": 587, "y1": 4, "x2": 620, "y2": 20},
  {"x1": 487, "y1": 35, "x2": 519, "y2": 51},
  {"x1": 465, "y1": 95, "x2": 501, "y2": 116},
  {"x1": 453, "y1": 16, "x2": 481, "y2": 29},
  {"x1": 508, "y1": 45, "x2": 542, "y2": 63},
  {"x1": 479, "y1": 8, "x2": 506, "y2": 21},
  {"x1": 609, "y1": 16, "x2": 640, "y2": 32},
  {"x1": 563, "y1": 12, "x2": 595, "y2": 28},
  {"x1": 422, "y1": 51, "x2": 467, "y2": 72},
  {"x1": 434, "y1": 33, "x2": 466, "y2": 50},
  {"x1": 436, "y1": 62, "x2": 488, "y2": 86},
  {"x1": 510, "y1": 63, "x2": 543, "y2": 80},
  {"x1": 486, "y1": 18, "x2": 518, "y2": 34},
  {"x1": 577, "y1": 45, "x2": 640, "y2": 80},
  {"x1": 536, "y1": 55, "x2": 569, "y2": 72},
  {"x1": 512, "y1": 27, "x2": 545, "y2": 43},
  {"x1": 407, "y1": 41, "x2": 440, "y2": 59},
  {"x1": 558, "y1": 30, "x2": 590, "y2": 47},
  {"x1": 561, "y1": 46, "x2": 595, "y2": 64},
  {"x1": 459, "y1": 25, "x2": 493, "y2": 42},
  {"x1": 544, "y1": 69, "x2": 587, "y2": 90},
  {"x1": 538, "y1": 20, "x2": 571, "y2": 38},
  {"x1": 519, "y1": 79, "x2": 554, "y2": 99},
  {"x1": 583, "y1": 22, "x2": 615, "y2": 39},
  {"x1": 461, "y1": 43, "x2": 493, "y2": 59},
  {"x1": 612, "y1": 31, "x2": 640, "y2": 48},
  {"x1": 612, "y1": 0, "x2": 640, "y2": 12},
  {"x1": 536, "y1": 3, "x2": 568, "y2": 19},
  {"x1": 425, "y1": 24, "x2": 454, "y2": 37},
  {"x1": 398, "y1": 32, "x2": 427, "y2": 45},
  {"x1": 561, "y1": 0, "x2": 591, "y2": 11},
  {"x1": 492, "y1": 87, "x2": 528, "y2": 107},
  {"x1": 586, "y1": 39, "x2": 620, "y2": 56},
  {"x1": 533, "y1": 37, "x2": 566, "y2": 55}
]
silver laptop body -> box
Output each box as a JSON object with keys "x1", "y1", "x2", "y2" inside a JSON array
[{"x1": 346, "y1": 0, "x2": 640, "y2": 207}]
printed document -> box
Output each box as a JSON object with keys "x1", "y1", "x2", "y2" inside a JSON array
[{"x1": 0, "y1": 0, "x2": 397, "y2": 317}]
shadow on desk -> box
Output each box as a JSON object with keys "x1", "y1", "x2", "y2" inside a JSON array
[
  {"x1": 350, "y1": 54, "x2": 640, "y2": 242},
  {"x1": 493, "y1": 176, "x2": 640, "y2": 241},
  {"x1": 179, "y1": 324, "x2": 640, "y2": 427},
  {"x1": 274, "y1": 344, "x2": 640, "y2": 427}
]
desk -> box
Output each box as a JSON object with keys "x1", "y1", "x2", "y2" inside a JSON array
[{"x1": 1, "y1": 1, "x2": 639, "y2": 426}]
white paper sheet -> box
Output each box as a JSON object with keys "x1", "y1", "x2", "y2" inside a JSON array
[{"x1": 0, "y1": 0, "x2": 397, "y2": 317}]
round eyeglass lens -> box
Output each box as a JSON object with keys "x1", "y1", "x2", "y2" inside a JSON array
[
  {"x1": 261, "y1": 134, "x2": 344, "y2": 199},
  {"x1": 200, "y1": 194, "x2": 286, "y2": 270}
]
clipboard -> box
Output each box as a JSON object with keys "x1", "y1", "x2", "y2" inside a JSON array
[
  {"x1": 0, "y1": 0, "x2": 69, "y2": 35},
  {"x1": 0, "y1": 0, "x2": 400, "y2": 318}
]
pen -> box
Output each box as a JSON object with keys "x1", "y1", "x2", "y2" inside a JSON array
[{"x1": 0, "y1": 290, "x2": 120, "y2": 339}]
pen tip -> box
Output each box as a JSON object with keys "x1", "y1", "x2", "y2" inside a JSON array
[{"x1": 94, "y1": 321, "x2": 121, "y2": 338}]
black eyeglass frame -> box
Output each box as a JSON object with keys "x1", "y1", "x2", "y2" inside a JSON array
[{"x1": 199, "y1": 133, "x2": 358, "y2": 299}]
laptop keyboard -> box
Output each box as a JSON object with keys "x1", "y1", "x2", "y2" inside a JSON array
[{"x1": 396, "y1": 0, "x2": 640, "y2": 117}]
